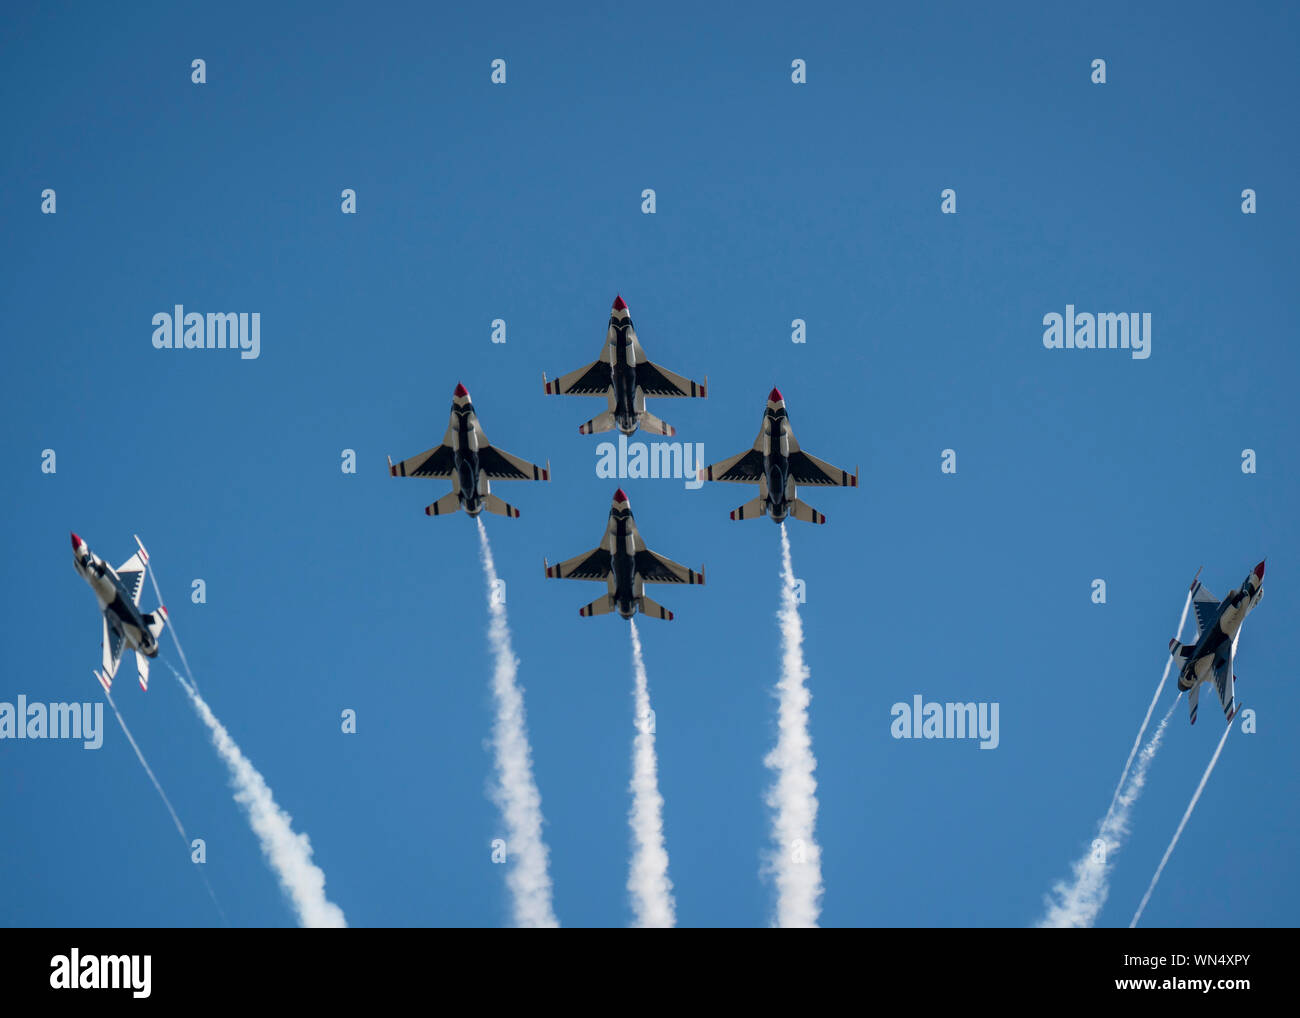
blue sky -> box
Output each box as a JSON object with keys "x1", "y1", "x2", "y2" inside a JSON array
[{"x1": 2, "y1": 1, "x2": 1297, "y2": 927}]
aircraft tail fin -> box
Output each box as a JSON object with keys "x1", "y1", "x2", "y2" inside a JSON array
[
  {"x1": 482, "y1": 493, "x2": 521, "y2": 519},
  {"x1": 637, "y1": 410, "x2": 676, "y2": 437},
  {"x1": 579, "y1": 411, "x2": 617, "y2": 435},
  {"x1": 638, "y1": 593, "x2": 675, "y2": 621},
  {"x1": 789, "y1": 498, "x2": 827, "y2": 525},
  {"x1": 729, "y1": 495, "x2": 766, "y2": 521},
  {"x1": 143, "y1": 605, "x2": 168, "y2": 641},
  {"x1": 136, "y1": 652, "x2": 150, "y2": 692},
  {"x1": 424, "y1": 492, "x2": 461, "y2": 517}
]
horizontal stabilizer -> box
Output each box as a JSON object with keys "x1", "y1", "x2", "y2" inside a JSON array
[
  {"x1": 144, "y1": 605, "x2": 168, "y2": 640},
  {"x1": 730, "y1": 496, "x2": 766, "y2": 521},
  {"x1": 94, "y1": 669, "x2": 111, "y2": 694},
  {"x1": 578, "y1": 595, "x2": 615, "y2": 617},
  {"x1": 483, "y1": 493, "x2": 521, "y2": 519},
  {"x1": 789, "y1": 498, "x2": 827, "y2": 525},
  {"x1": 579, "y1": 411, "x2": 616, "y2": 435},
  {"x1": 638, "y1": 593, "x2": 674, "y2": 621},
  {"x1": 137, "y1": 652, "x2": 150, "y2": 692},
  {"x1": 424, "y1": 492, "x2": 461, "y2": 517},
  {"x1": 637, "y1": 410, "x2": 676, "y2": 437}
]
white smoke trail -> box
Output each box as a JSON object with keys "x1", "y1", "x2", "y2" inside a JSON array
[
  {"x1": 169, "y1": 664, "x2": 347, "y2": 928},
  {"x1": 475, "y1": 518, "x2": 558, "y2": 928},
  {"x1": 762, "y1": 524, "x2": 824, "y2": 928},
  {"x1": 1106, "y1": 588, "x2": 1194, "y2": 819},
  {"x1": 626, "y1": 620, "x2": 675, "y2": 928},
  {"x1": 105, "y1": 681, "x2": 228, "y2": 923},
  {"x1": 1038, "y1": 696, "x2": 1180, "y2": 927},
  {"x1": 1130, "y1": 717, "x2": 1234, "y2": 927}
]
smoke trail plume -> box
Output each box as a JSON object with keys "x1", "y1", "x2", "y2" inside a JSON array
[
  {"x1": 626, "y1": 620, "x2": 675, "y2": 927},
  {"x1": 170, "y1": 664, "x2": 347, "y2": 928},
  {"x1": 1039, "y1": 696, "x2": 1180, "y2": 927},
  {"x1": 1130, "y1": 717, "x2": 1234, "y2": 927},
  {"x1": 1106, "y1": 589, "x2": 1194, "y2": 819},
  {"x1": 476, "y1": 518, "x2": 558, "y2": 928},
  {"x1": 762, "y1": 524, "x2": 824, "y2": 928}
]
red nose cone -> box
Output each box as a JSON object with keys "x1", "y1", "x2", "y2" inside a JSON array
[
  {"x1": 71, "y1": 532, "x2": 82, "y2": 550},
  {"x1": 614, "y1": 488, "x2": 628, "y2": 504},
  {"x1": 1255, "y1": 560, "x2": 1265, "y2": 579},
  {"x1": 454, "y1": 383, "x2": 469, "y2": 398},
  {"x1": 612, "y1": 295, "x2": 627, "y2": 311},
  {"x1": 769, "y1": 387, "x2": 783, "y2": 403}
]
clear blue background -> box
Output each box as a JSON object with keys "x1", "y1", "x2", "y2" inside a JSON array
[{"x1": 2, "y1": 1, "x2": 1296, "y2": 927}]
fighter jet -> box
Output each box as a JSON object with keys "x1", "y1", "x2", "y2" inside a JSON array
[
  {"x1": 388, "y1": 383, "x2": 549, "y2": 518},
  {"x1": 71, "y1": 533, "x2": 167, "y2": 693},
  {"x1": 544, "y1": 489, "x2": 705, "y2": 619},
  {"x1": 542, "y1": 295, "x2": 707, "y2": 437},
  {"x1": 697, "y1": 388, "x2": 858, "y2": 524},
  {"x1": 1170, "y1": 560, "x2": 1265, "y2": 724}
]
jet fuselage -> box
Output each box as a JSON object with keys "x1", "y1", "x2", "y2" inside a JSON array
[
  {"x1": 607, "y1": 501, "x2": 641, "y2": 617},
  {"x1": 607, "y1": 317, "x2": 641, "y2": 436},
  {"x1": 71, "y1": 538, "x2": 158, "y2": 658},
  {"x1": 1178, "y1": 567, "x2": 1263, "y2": 692},
  {"x1": 449, "y1": 400, "x2": 487, "y2": 516}
]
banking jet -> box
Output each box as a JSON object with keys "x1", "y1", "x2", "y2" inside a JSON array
[
  {"x1": 1170, "y1": 560, "x2": 1265, "y2": 724},
  {"x1": 543, "y1": 295, "x2": 707, "y2": 437},
  {"x1": 544, "y1": 489, "x2": 705, "y2": 619},
  {"x1": 388, "y1": 383, "x2": 549, "y2": 518},
  {"x1": 71, "y1": 533, "x2": 167, "y2": 692},
  {"x1": 697, "y1": 388, "x2": 858, "y2": 524}
]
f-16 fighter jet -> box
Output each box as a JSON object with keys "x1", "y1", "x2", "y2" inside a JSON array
[
  {"x1": 544, "y1": 489, "x2": 705, "y2": 619},
  {"x1": 388, "y1": 383, "x2": 549, "y2": 518},
  {"x1": 697, "y1": 388, "x2": 858, "y2": 524},
  {"x1": 542, "y1": 295, "x2": 707, "y2": 437},
  {"x1": 71, "y1": 533, "x2": 167, "y2": 693},
  {"x1": 1170, "y1": 560, "x2": 1265, "y2": 724}
]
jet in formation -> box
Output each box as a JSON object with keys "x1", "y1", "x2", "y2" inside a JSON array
[
  {"x1": 544, "y1": 489, "x2": 705, "y2": 619},
  {"x1": 71, "y1": 533, "x2": 167, "y2": 692},
  {"x1": 543, "y1": 295, "x2": 707, "y2": 437},
  {"x1": 1170, "y1": 560, "x2": 1265, "y2": 724},
  {"x1": 388, "y1": 383, "x2": 549, "y2": 518},
  {"x1": 697, "y1": 388, "x2": 858, "y2": 524}
]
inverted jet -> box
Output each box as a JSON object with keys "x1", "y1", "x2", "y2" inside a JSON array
[
  {"x1": 543, "y1": 295, "x2": 707, "y2": 436},
  {"x1": 697, "y1": 388, "x2": 858, "y2": 524},
  {"x1": 544, "y1": 489, "x2": 705, "y2": 619},
  {"x1": 71, "y1": 533, "x2": 167, "y2": 693},
  {"x1": 1170, "y1": 560, "x2": 1264, "y2": 724},
  {"x1": 388, "y1": 383, "x2": 549, "y2": 518}
]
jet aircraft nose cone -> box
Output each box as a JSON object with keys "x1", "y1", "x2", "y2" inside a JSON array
[
  {"x1": 768, "y1": 387, "x2": 783, "y2": 403},
  {"x1": 454, "y1": 382, "x2": 469, "y2": 398},
  {"x1": 71, "y1": 532, "x2": 82, "y2": 550},
  {"x1": 614, "y1": 488, "x2": 628, "y2": 504},
  {"x1": 612, "y1": 295, "x2": 627, "y2": 311},
  {"x1": 1255, "y1": 560, "x2": 1266, "y2": 580}
]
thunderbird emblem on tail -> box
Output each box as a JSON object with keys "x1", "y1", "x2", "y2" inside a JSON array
[
  {"x1": 697, "y1": 388, "x2": 858, "y2": 524},
  {"x1": 1170, "y1": 560, "x2": 1265, "y2": 724},
  {"x1": 388, "y1": 383, "x2": 550, "y2": 519},
  {"x1": 72, "y1": 533, "x2": 167, "y2": 692},
  {"x1": 544, "y1": 489, "x2": 705, "y2": 620},
  {"x1": 543, "y1": 295, "x2": 707, "y2": 437}
]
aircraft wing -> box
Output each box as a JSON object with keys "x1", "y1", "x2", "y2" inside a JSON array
[
  {"x1": 545, "y1": 548, "x2": 613, "y2": 581},
  {"x1": 114, "y1": 552, "x2": 148, "y2": 606},
  {"x1": 788, "y1": 449, "x2": 859, "y2": 488},
  {"x1": 101, "y1": 616, "x2": 125, "y2": 682},
  {"x1": 1190, "y1": 579, "x2": 1220, "y2": 639},
  {"x1": 635, "y1": 360, "x2": 706, "y2": 399},
  {"x1": 634, "y1": 548, "x2": 705, "y2": 586},
  {"x1": 389, "y1": 440, "x2": 456, "y2": 478},
  {"x1": 477, "y1": 445, "x2": 549, "y2": 481},
  {"x1": 699, "y1": 446, "x2": 765, "y2": 483},
  {"x1": 1211, "y1": 644, "x2": 1237, "y2": 721},
  {"x1": 544, "y1": 360, "x2": 613, "y2": 396}
]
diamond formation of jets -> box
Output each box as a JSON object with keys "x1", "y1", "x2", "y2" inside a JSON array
[
  {"x1": 1170, "y1": 560, "x2": 1265, "y2": 724},
  {"x1": 72, "y1": 533, "x2": 167, "y2": 693},
  {"x1": 697, "y1": 388, "x2": 858, "y2": 524},
  {"x1": 544, "y1": 489, "x2": 705, "y2": 620},
  {"x1": 388, "y1": 383, "x2": 550, "y2": 518},
  {"x1": 543, "y1": 295, "x2": 707, "y2": 437}
]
